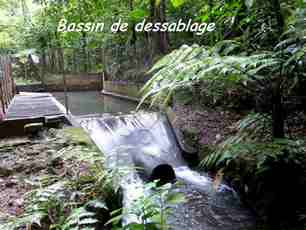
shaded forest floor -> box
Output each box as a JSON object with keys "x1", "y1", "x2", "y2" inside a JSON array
[
  {"x1": 172, "y1": 104, "x2": 242, "y2": 161},
  {"x1": 173, "y1": 104, "x2": 241, "y2": 145},
  {"x1": 173, "y1": 103, "x2": 306, "y2": 157},
  {"x1": 0, "y1": 128, "x2": 103, "y2": 226}
]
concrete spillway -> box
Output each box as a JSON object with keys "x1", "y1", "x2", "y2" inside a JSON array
[{"x1": 79, "y1": 111, "x2": 255, "y2": 229}]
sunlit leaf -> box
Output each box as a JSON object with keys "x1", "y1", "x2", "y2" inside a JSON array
[{"x1": 170, "y1": 0, "x2": 185, "y2": 8}]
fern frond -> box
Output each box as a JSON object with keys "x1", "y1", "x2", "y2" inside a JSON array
[
  {"x1": 0, "y1": 181, "x2": 68, "y2": 230},
  {"x1": 62, "y1": 207, "x2": 98, "y2": 230},
  {"x1": 211, "y1": 40, "x2": 241, "y2": 55},
  {"x1": 201, "y1": 113, "x2": 271, "y2": 169},
  {"x1": 138, "y1": 42, "x2": 282, "y2": 109}
]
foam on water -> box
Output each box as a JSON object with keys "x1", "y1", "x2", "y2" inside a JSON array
[{"x1": 79, "y1": 111, "x2": 255, "y2": 229}]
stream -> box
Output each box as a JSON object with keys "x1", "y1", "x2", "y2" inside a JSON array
[
  {"x1": 54, "y1": 91, "x2": 255, "y2": 229},
  {"x1": 78, "y1": 112, "x2": 255, "y2": 230}
]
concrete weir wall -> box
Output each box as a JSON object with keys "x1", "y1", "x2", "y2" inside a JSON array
[
  {"x1": 46, "y1": 73, "x2": 102, "y2": 91},
  {"x1": 46, "y1": 73, "x2": 103, "y2": 91},
  {"x1": 103, "y1": 81, "x2": 143, "y2": 99},
  {"x1": 17, "y1": 73, "x2": 103, "y2": 92},
  {"x1": 17, "y1": 77, "x2": 144, "y2": 102}
]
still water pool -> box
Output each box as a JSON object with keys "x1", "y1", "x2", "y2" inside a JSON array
[{"x1": 52, "y1": 91, "x2": 137, "y2": 116}]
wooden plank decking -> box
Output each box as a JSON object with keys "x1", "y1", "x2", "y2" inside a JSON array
[
  {"x1": 5, "y1": 92, "x2": 64, "y2": 120},
  {"x1": 0, "y1": 92, "x2": 67, "y2": 138}
]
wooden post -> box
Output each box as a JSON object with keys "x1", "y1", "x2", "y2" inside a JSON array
[
  {"x1": 100, "y1": 47, "x2": 105, "y2": 92},
  {"x1": 0, "y1": 57, "x2": 6, "y2": 115},
  {"x1": 4, "y1": 61, "x2": 8, "y2": 109},
  {"x1": 61, "y1": 49, "x2": 69, "y2": 115},
  {"x1": 100, "y1": 71, "x2": 104, "y2": 91},
  {"x1": 0, "y1": 82, "x2": 5, "y2": 115},
  {"x1": 63, "y1": 72, "x2": 69, "y2": 115},
  {"x1": 24, "y1": 60, "x2": 27, "y2": 80}
]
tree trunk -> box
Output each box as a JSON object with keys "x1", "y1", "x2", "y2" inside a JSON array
[
  {"x1": 81, "y1": 32, "x2": 88, "y2": 73},
  {"x1": 50, "y1": 50, "x2": 56, "y2": 73},
  {"x1": 149, "y1": 0, "x2": 156, "y2": 58},
  {"x1": 20, "y1": 0, "x2": 30, "y2": 25},
  {"x1": 150, "y1": 0, "x2": 169, "y2": 54},
  {"x1": 73, "y1": 49, "x2": 77, "y2": 73},
  {"x1": 129, "y1": 0, "x2": 137, "y2": 46},
  {"x1": 40, "y1": 51, "x2": 47, "y2": 88},
  {"x1": 156, "y1": 0, "x2": 168, "y2": 54},
  {"x1": 272, "y1": 79, "x2": 285, "y2": 138},
  {"x1": 58, "y1": 48, "x2": 64, "y2": 73},
  {"x1": 271, "y1": 0, "x2": 284, "y2": 35},
  {"x1": 129, "y1": 0, "x2": 138, "y2": 66}
]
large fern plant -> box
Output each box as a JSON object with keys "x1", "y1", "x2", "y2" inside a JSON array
[
  {"x1": 140, "y1": 41, "x2": 305, "y2": 106},
  {"x1": 0, "y1": 180, "x2": 68, "y2": 230},
  {"x1": 201, "y1": 112, "x2": 271, "y2": 169},
  {"x1": 61, "y1": 203, "x2": 107, "y2": 230},
  {"x1": 138, "y1": 41, "x2": 275, "y2": 108},
  {"x1": 138, "y1": 5, "x2": 306, "y2": 108}
]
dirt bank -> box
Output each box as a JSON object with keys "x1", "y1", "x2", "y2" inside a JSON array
[{"x1": 0, "y1": 127, "x2": 112, "y2": 229}]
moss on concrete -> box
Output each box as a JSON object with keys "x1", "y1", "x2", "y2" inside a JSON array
[
  {"x1": 62, "y1": 127, "x2": 94, "y2": 146},
  {"x1": 181, "y1": 127, "x2": 201, "y2": 150}
]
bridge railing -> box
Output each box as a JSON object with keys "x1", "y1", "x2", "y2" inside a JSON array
[{"x1": 0, "y1": 55, "x2": 15, "y2": 118}]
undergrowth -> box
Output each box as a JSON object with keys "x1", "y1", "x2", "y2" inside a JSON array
[
  {"x1": 107, "y1": 181, "x2": 186, "y2": 230},
  {"x1": 201, "y1": 113, "x2": 306, "y2": 229},
  {"x1": 0, "y1": 128, "x2": 119, "y2": 230},
  {"x1": 0, "y1": 128, "x2": 185, "y2": 230}
]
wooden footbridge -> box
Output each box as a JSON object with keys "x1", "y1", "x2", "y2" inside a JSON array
[
  {"x1": 0, "y1": 92, "x2": 67, "y2": 138},
  {"x1": 0, "y1": 55, "x2": 67, "y2": 138},
  {"x1": 5, "y1": 93, "x2": 64, "y2": 120}
]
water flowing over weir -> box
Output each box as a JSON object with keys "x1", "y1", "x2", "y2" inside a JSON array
[{"x1": 78, "y1": 111, "x2": 256, "y2": 230}]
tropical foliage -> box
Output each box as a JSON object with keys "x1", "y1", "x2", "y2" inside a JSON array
[
  {"x1": 139, "y1": 11, "x2": 306, "y2": 137},
  {"x1": 136, "y1": 1, "x2": 306, "y2": 228},
  {"x1": 0, "y1": 129, "x2": 119, "y2": 230},
  {"x1": 1, "y1": 0, "x2": 306, "y2": 229},
  {"x1": 107, "y1": 181, "x2": 186, "y2": 230}
]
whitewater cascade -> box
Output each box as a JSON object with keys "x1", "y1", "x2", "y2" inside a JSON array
[{"x1": 79, "y1": 111, "x2": 255, "y2": 230}]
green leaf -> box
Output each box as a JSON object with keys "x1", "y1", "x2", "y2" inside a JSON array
[
  {"x1": 155, "y1": 0, "x2": 162, "y2": 6},
  {"x1": 129, "y1": 9, "x2": 148, "y2": 22},
  {"x1": 86, "y1": 200, "x2": 108, "y2": 210},
  {"x1": 124, "y1": 223, "x2": 147, "y2": 230},
  {"x1": 170, "y1": 0, "x2": 185, "y2": 8},
  {"x1": 110, "y1": 208, "x2": 122, "y2": 216},
  {"x1": 78, "y1": 218, "x2": 99, "y2": 225},
  {"x1": 105, "y1": 214, "x2": 124, "y2": 225},
  {"x1": 166, "y1": 193, "x2": 186, "y2": 204}
]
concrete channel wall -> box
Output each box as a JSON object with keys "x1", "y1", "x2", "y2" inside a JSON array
[
  {"x1": 17, "y1": 79, "x2": 144, "y2": 101},
  {"x1": 46, "y1": 73, "x2": 103, "y2": 91},
  {"x1": 103, "y1": 81, "x2": 143, "y2": 99},
  {"x1": 17, "y1": 73, "x2": 103, "y2": 92}
]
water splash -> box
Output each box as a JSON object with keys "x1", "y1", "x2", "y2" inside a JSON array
[{"x1": 79, "y1": 111, "x2": 255, "y2": 229}]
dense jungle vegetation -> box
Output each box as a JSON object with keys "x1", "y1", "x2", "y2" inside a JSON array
[{"x1": 0, "y1": 0, "x2": 306, "y2": 229}]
